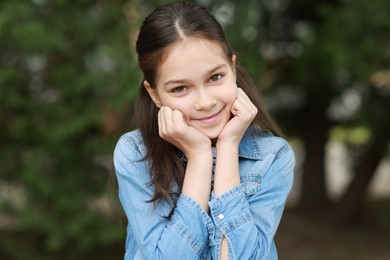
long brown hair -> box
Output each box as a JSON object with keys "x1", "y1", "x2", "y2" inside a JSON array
[{"x1": 134, "y1": 1, "x2": 281, "y2": 204}]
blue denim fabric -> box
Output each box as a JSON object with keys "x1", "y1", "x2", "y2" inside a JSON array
[{"x1": 114, "y1": 125, "x2": 295, "y2": 260}]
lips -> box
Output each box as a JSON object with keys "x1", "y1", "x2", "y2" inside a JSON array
[{"x1": 196, "y1": 111, "x2": 221, "y2": 124}]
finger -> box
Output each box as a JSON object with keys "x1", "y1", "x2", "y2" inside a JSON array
[
  {"x1": 237, "y1": 88, "x2": 251, "y2": 102},
  {"x1": 237, "y1": 88, "x2": 254, "y2": 107},
  {"x1": 237, "y1": 88, "x2": 257, "y2": 113},
  {"x1": 232, "y1": 94, "x2": 257, "y2": 121},
  {"x1": 158, "y1": 106, "x2": 166, "y2": 137},
  {"x1": 162, "y1": 106, "x2": 174, "y2": 133},
  {"x1": 230, "y1": 97, "x2": 241, "y2": 115},
  {"x1": 233, "y1": 92, "x2": 250, "y2": 113},
  {"x1": 172, "y1": 109, "x2": 187, "y2": 131}
]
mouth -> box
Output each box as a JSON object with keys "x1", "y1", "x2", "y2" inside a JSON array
[{"x1": 196, "y1": 110, "x2": 222, "y2": 124}]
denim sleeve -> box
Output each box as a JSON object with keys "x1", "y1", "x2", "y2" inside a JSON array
[
  {"x1": 208, "y1": 145, "x2": 295, "y2": 260},
  {"x1": 114, "y1": 136, "x2": 214, "y2": 260}
]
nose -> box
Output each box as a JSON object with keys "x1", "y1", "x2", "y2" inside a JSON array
[{"x1": 194, "y1": 88, "x2": 216, "y2": 110}]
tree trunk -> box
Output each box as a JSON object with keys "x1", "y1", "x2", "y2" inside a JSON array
[
  {"x1": 331, "y1": 138, "x2": 389, "y2": 224},
  {"x1": 298, "y1": 103, "x2": 331, "y2": 211}
]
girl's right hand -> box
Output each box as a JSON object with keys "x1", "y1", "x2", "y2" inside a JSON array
[{"x1": 158, "y1": 106, "x2": 211, "y2": 159}]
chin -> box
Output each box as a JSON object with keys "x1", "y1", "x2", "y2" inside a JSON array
[{"x1": 201, "y1": 128, "x2": 224, "y2": 140}]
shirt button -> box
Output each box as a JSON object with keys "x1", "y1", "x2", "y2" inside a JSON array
[{"x1": 217, "y1": 214, "x2": 225, "y2": 220}]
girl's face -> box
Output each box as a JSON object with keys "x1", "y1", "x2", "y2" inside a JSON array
[{"x1": 145, "y1": 38, "x2": 238, "y2": 140}]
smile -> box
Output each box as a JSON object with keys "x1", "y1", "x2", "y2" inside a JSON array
[{"x1": 196, "y1": 111, "x2": 222, "y2": 125}]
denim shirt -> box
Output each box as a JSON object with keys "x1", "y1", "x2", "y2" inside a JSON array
[{"x1": 114, "y1": 125, "x2": 295, "y2": 260}]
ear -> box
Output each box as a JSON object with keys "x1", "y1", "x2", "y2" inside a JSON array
[
  {"x1": 144, "y1": 80, "x2": 162, "y2": 108},
  {"x1": 231, "y1": 54, "x2": 237, "y2": 75},
  {"x1": 232, "y1": 54, "x2": 236, "y2": 66}
]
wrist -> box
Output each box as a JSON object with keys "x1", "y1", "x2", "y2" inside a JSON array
[
  {"x1": 216, "y1": 139, "x2": 240, "y2": 150},
  {"x1": 185, "y1": 147, "x2": 213, "y2": 161}
]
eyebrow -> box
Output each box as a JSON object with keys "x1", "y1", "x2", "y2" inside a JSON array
[{"x1": 162, "y1": 64, "x2": 227, "y2": 86}]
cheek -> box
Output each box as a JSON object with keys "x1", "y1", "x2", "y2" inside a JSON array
[
  {"x1": 158, "y1": 94, "x2": 179, "y2": 109},
  {"x1": 160, "y1": 97, "x2": 191, "y2": 117},
  {"x1": 222, "y1": 83, "x2": 238, "y2": 106}
]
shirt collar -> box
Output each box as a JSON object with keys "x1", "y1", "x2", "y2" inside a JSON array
[
  {"x1": 238, "y1": 125, "x2": 263, "y2": 160},
  {"x1": 177, "y1": 125, "x2": 264, "y2": 161}
]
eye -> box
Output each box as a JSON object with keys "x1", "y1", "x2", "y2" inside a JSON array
[
  {"x1": 170, "y1": 86, "x2": 187, "y2": 93},
  {"x1": 209, "y1": 74, "x2": 223, "y2": 82}
]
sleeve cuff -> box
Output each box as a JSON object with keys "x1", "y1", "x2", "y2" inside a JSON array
[
  {"x1": 167, "y1": 193, "x2": 215, "y2": 252},
  {"x1": 208, "y1": 185, "x2": 253, "y2": 235}
]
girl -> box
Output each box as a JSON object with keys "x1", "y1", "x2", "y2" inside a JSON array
[{"x1": 114, "y1": 1, "x2": 294, "y2": 259}]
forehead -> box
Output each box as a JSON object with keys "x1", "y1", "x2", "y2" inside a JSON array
[
  {"x1": 164, "y1": 38, "x2": 227, "y2": 63},
  {"x1": 157, "y1": 38, "x2": 229, "y2": 82}
]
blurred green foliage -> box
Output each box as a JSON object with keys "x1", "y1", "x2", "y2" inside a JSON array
[
  {"x1": 273, "y1": 0, "x2": 390, "y2": 209},
  {"x1": 0, "y1": 0, "x2": 141, "y2": 258}
]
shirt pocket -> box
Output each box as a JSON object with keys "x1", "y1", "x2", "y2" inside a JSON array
[{"x1": 240, "y1": 175, "x2": 263, "y2": 196}]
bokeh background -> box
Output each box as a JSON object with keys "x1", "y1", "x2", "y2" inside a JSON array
[{"x1": 1, "y1": 0, "x2": 389, "y2": 259}]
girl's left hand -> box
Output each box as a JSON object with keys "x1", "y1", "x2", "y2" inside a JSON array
[{"x1": 217, "y1": 88, "x2": 258, "y2": 145}]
